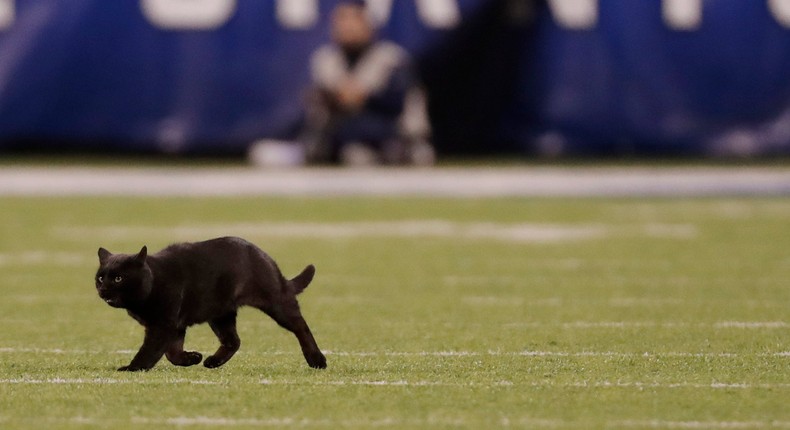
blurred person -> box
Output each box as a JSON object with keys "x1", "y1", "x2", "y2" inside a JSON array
[{"x1": 302, "y1": 0, "x2": 434, "y2": 166}]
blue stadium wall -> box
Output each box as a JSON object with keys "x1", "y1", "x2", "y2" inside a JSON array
[{"x1": 1, "y1": 0, "x2": 789, "y2": 156}]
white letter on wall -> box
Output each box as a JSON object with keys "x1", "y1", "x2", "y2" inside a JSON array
[
  {"x1": 365, "y1": 0, "x2": 460, "y2": 29},
  {"x1": 141, "y1": 0, "x2": 236, "y2": 30},
  {"x1": 0, "y1": 0, "x2": 14, "y2": 30},
  {"x1": 415, "y1": 0, "x2": 460, "y2": 29},
  {"x1": 547, "y1": 0, "x2": 598, "y2": 29},
  {"x1": 663, "y1": 0, "x2": 702, "y2": 30},
  {"x1": 769, "y1": 0, "x2": 790, "y2": 28},
  {"x1": 365, "y1": 0, "x2": 393, "y2": 27},
  {"x1": 276, "y1": 0, "x2": 318, "y2": 29}
]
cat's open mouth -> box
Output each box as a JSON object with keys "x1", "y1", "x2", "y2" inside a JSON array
[{"x1": 103, "y1": 298, "x2": 121, "y2": 307}]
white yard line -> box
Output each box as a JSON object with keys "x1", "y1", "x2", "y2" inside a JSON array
[
  {"x1": 54, "y1": 221, "x2": 612, "y2": 244},
  {"x1": 1, "y1": 377, "x2": 788, "y2": 390},
  {"x1": 0, "y1": 251, "x2": 91, "y2": 267},
  {"x1": 504, "y1": 321, "x2": 789, "y2": 329},
  {"x1": 714, "y1": 321, "x2": 789, "y2": 329},
  {"x1": 2, "y1": 347, "x2": 789, "y2": 358},
  {"x1": 1, "y1": 166, "x2": 789, "y2": 197},
  {"x1": 613, "y1": 421, "x2": 790, "y2": 429},
  {"x1": 5, "y1": 416, "x2": 790, "y2": 429}
]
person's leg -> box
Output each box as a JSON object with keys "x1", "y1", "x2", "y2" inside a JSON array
[{"x1": 332, "y1": 113, "x2": 399, "y2": 165}]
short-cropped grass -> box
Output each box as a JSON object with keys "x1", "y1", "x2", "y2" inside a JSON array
[{"x1": 0, "y1": 196, "x2": 788, "y2": 429}]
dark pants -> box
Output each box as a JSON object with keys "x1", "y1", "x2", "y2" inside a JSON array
[{"x1": 305, "y1": 109, "x2": 401, "y2": 163}]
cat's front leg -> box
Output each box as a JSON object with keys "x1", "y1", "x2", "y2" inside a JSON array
[
  {"x1": 165, "y1": 328, "x2": 203, "y2": 367},
  {"x1": 119, "y1": 326, "x2": 177, "y2": 371}
]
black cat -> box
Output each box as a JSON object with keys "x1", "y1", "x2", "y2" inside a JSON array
[{"x1": 94, "y1": 237, "x2": 326, "y2": 371}]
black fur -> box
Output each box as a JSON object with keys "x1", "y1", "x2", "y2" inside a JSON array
[{"x1": 94, "y1": 237, "x2": 326, "y2": 371}]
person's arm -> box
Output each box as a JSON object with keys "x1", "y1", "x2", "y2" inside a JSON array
[{"x1": 364, "y1": 61, "x2": 414, "y2": 115}]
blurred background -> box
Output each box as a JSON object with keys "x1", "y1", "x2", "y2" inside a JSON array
[{"x1": 1, "y1": 0, "x2": 790, "y2": 160}]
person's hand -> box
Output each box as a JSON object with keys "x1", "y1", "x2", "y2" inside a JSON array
[{"x1": 335, "y1": 80, "x2": 367, "y2": 111}]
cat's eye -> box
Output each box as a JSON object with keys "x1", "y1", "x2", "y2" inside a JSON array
[
  {"x1": 96, "y1": 276, "x2": 103, "y2": 283},
  {"x1": 113, "y1": 276, "x2": 123, "y2": 283}
]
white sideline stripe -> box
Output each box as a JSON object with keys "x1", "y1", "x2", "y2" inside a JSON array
[
  {"x1": 458, "y1": 296, "x2": 688, "y2": 307},
  {"x1": 714, "y1": 321, "x2": 789, "y2": 329},
  {"x1": 2, "y1": 347, "x2": 790, "y2": 358},
  {"x1": 0, "y1": 378, "x2": 221, "y2": 385},
  {"x1": 1, "y1": 377, "x2": 789, "y2": 390},
  {"x1": 3, "y1": 293, "x2": 781, "y2": 309},
  {"x1": 6, "y1": 416, "x2": 790, "y2": 429},
  {"x1": 0, "y1": 251, "x2": 91, "y2": 267},
  {"x1": 258, "y1": 380, "x2": 790, "y2": 389},
  {"x1": 4, "y1": 416, "x2": 478, "y2": 428},
  {"x1": 1, "y1": 166, "x2": 790, "y2": 197},
  {"x1": 132, "y1": 416, "x2": 424, "y2": 427},
  {"x1": 613, "y1": 420, "x2": 790, "y2": 429},
  {"x1": 55, "y1": 221, "x2": 612, "y2": 244},
  {"x1": 504, "y1": 321, "x2": 790, "y2": 329}
]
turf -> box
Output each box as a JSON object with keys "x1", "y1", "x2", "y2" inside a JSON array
[{"x1": 0, "y1": 196, "x2": 788, "y2": 429}]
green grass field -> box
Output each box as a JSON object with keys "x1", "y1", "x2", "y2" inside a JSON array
[{"x1": 0, "y1": 196, "x2": 788, "y2": 428}]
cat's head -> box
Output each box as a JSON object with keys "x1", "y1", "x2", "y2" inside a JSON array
[{"x1": 95, "y1": 246, "x2": 153, "y2": 309}]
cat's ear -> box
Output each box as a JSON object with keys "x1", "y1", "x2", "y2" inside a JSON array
[
  {"x1": 134, "y1": 246, "x2": 147, "y2": 265},
  {"x1": 98, "y1": 247, "x2": 112, "y2": 264}
]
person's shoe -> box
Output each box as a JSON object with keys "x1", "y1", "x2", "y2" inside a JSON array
[
  {"x1": 407, "y1": 140, "x2": 436, "y2": 166},
  {"x1": 248, "y1": 139, "x2": 306, "y2": 168},
  {"x1": 340, "y1": 142, "x2": 379, "y2": 167}
]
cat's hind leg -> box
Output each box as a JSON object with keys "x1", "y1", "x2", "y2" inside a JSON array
[
  {"x1": 258, "y1": 300, "x2": 326, "y2": 369},
  {"x1": 204, "y1": 312, "x2": 241, "y2": 369},
  {"x1": 165, "y1": 328, "x2": 203, "y2": 367}
]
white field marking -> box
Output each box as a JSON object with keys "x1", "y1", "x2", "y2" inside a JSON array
[
  {"x1": 3, "y1": 166, "x2": 790, "y2": 197},
  {"x1": 313, "y1": 296, "x2": 375, "y2": 305},
  {"x1": 5, "y1": 294, "x2": 91, "y2": 304},
  {"x1": 513, "y1": 351, "x2": 742, "y2": 358},
  {"x1": 610, "y1": 200, "x2": 790, "y2": 221},
  {"x1": 642, "y1": 223, "x2": 699, "y2": 239},
  {"x1": 443, "y1": 275, "x2": 524, "y2": 286},
  {"x1": 462, "y1": 297, "x2": 702, "y2": 307},
  {"x1": 566, "y1": 381, "x2": 790, "y2": 390},
  {"x1": 460, "y1": 296, "x2": 565, "y2": 307},
  {"x1": 3, "y1": 377, "x2": 790, "y2": 390},
  {"x1": 54, "y1": 221, "x2": 610, "y2": 244},
  {"x1": 45, "y1": 416, "x2": 430, "y2": 428},
  {"x1": 0, "y1": 377, "x2": 223, "y2": 385},
  {"x1": 0, "y1": 417, "x2": 107, "y2": 426},
  {"x1": 8, "y1": 416, "x2": 790, "y2": 429},
  {"x1": 504, "y1": 321, "x2": 789, "y2": 329},
  {"x1": 0, "y1": 347, "x2": 138, "y2": 354},
  {"x1": 444, "y1": 274, "x2": 698, "y2": 288},
  {"x1": 134, "y1": 416, "x2": 526, "y2": 427},
  {"x1": 714, "y1": 321, "x2": 789, "y2": 329},
  {"x1": 258, "y1": 379, "x2": 467, "y2": 387},
  {"x1": 2, "y1": 347, "x2": 789, "y2": 359},
  {"x1": 499, "y1": 417, "x2": 568, "y2": 428},
  {"x1": 0, "y1": 251, "x2": 89, "y2": 267},
  {"x1": 461, "y1": 296, "x2": 526, "y2": 306},
  {"x1": 551, "y1": 297, "x2": 783, "y2": 309},
  {"x1": 613, "y1": 420, "x2": 790, "y2": 429},
  {"x1": 133, "y1": 417, "x2": 335, "y2": 427},
  {"x1": 608, "y1": 297, "x2": 685, "y2": 307}
]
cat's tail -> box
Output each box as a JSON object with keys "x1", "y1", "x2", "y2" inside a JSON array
[{"x1": 289, "y1": 264, "x2": 316, "y2": 295}]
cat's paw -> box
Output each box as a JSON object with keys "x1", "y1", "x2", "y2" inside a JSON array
[
  {"x1": 183, "y1": 351, "x2": 203, "y2": 366},
  {"x1": 166, "y1": 351, "x2": 203, "y2": 367},
  {"x1": 306, "y1": 351, "x2": 327, "y2": 369},
  {"x1": 203, "y1": 355, "x2": 227, "y2": 369}
]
